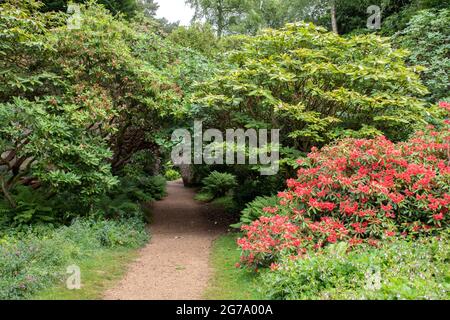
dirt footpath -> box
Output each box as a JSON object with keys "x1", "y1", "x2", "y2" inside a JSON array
[{"x1": 104, "y1": 180, "x2": 225, "y2": 300}]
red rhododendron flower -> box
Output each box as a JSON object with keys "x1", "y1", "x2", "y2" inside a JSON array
[
  {"x1": 433, "y1": 212, "x2": 444, "y2": 221},
  {"x1": 238, "y1": 110, "x2": 450, "y2": 267},
  {"x1": 269, "y1": 263, "x2": 279, "y2": 271},
  {"x1": 439, "y1": 101, "x2": 450, "y2": 112},
  {"x1": 385, "y1": 231, "x2": 396, "y2": 237},
  {"x1": 263, "y1": 206, "x2": 278, "y2": 214}
]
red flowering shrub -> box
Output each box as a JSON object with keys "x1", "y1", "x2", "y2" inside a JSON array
[{"x1": 238, "y1": 103, "x2": 450, "y2": 268}]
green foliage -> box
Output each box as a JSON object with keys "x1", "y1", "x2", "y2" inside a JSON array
[
  {"x1": 260, "y1": 236, "x2": 450, "y2": 300},
  {"x1": 217, "y1": 34, "x2": 248, "y2": 51},
  {"x1": 165, "y1": 169, "x2": 181, "y2": 181},
  {"x1": 40, "y1": 0, "x2": 158, "y2": 18},
  {"x1": 250, "y1": 0, "x2": 450, "y2": 36},
  {"x1": 162, "y1": 161, "x2": 182, "y2": 181},
  {"x1": 186, "y1": 0, "x2": 251, "y2": 37},
  {"x1": 168, "y1": 23, "x2": 220, "y2": 58},
  {"x1": 211, "y1": 196, "x2": 239, "y2": 215},
  {"x1": 95, "y1": 194, "x2": 144, "y2": 221},
  {"x1": 204, "y1": 233, "x2": 264, "y2": 300},
  {"x1": 194, "y1": 191, "x2": 215, "y2": 203},
  {"x1": 0, "y1": 217, "x2": 148, "y2": 299},
  {"x1": 318, "y1": 0, "x2": 449, "y2": 35},
  {"x1": 194, "y1": 23, "x2": 432, "y2": 153},
  {"x1": 96, "y1": 174, "x2": 166, "y2": 217},
  {"x1": 1, "y1": 186, "x2": 54, "y2": 225},
  {"x1": 0, "y1": 1, "x2": 186, "y2": 221},
  {"x1": 34, "y1": 248, "x2": 137, "y2": 300},
  {"x1": 0, "y1": 98, "x2": 118, "y2": 201},
  {"x1": 394, "y1": 9, "x2": 450, "y2": 103},
  {"x1": 233, "y1": 195, "x2": 280, "y2": 228},
  {"x1": 186, "y1": 0, "x2": 449, "y2": 36},
  {"x1": 233, "y1": 173, "x2": 286, "y2": 209},
  {"x1": 137, "y1": 175, "x2": 167, "y2": 201},
  {"x1": 201, "y1": 171, "x2": 237, "y2": 198}
]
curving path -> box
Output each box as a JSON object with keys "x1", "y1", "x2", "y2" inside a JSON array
[{"x1": 104, "y1": 180, "x2": 225, "y2": 300}]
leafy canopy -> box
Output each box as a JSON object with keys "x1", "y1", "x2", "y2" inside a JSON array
[
  {"x1": 194, "y1": 23, "x2": 432, "y2": 152},
  {"x1": 394, "y1": 9, "x2": 450, "y2": 103}
]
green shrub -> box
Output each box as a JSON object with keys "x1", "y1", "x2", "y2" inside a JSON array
[
  {"x1": 232, "y1": 195, "x2": 281, "y2": 228},
  {"x1": 168, "y1": 23, "x2": 219, "y2": 58},
  {"x1": 165, "y1": 169, "x2": 182, "y2": 181},
  {"x1": 0, "y1": 217, "x2": 148, "y2": 299},
  {"x1": 0, "y1": 1, "x2": 186, "y2": 221},
  {"x1": 109, "y1": 175, "x2": 167, "y2": 203},
  {"x1": 77, "y1": 219, "x2": 149, "y2": 249},
  {"x1": 94, "y1": 194, "x2": 143, "y2": 221},
  {"x1": 201, "y1": 171, "x2": 237, "y2": 198},
  {"x1": 260, "y1": 235, "x2": 450, "y2": 300},
  {"x1": 233, "y1": 173, "x2": 287, "y2": 210},
  {"x1": 139, "y1": 176, "x2": 167, "y2": 201},
  {"x1": 394, "y1": 9, "x2": 450, "y2": 103},
  {"x1": 194, "y1": 22, "x2": 432, "y2": 151},
  {"x1": 0, "y1": 186, "x2": 55, "y2": 226}
]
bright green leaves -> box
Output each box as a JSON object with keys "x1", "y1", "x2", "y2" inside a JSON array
[
  {"x1": 194, "y1": 22, "x2": 434, "y2": 150},
  {"x1": 0, "y1": 1, "x2": 59, "y2": 101},
  {"x1": 0, "y1": 97, "x2": 117, "y2": 198}
]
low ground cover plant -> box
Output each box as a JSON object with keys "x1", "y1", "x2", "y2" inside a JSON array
[
  {"x1": 0, "y1": 217, "x2": 149, "y2": 299},
  {"x1": 260, "y1": 235, "x2": 450, "y2": 300}
]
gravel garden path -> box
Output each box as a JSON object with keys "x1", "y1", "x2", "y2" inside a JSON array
[{"x1": 104, "y1": 180, "x2": 225, "y2": 300}]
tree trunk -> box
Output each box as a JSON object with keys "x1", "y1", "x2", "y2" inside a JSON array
[
  {"x1": 330, "y1": 0, "x2": 338, "y2": 34},
  {"x1": 178, "y1": 164, "x2": 194, "y2": 186},
  {"x1": 217, "y1": 0, "x2": 224, "y2": 38},
  {"x1": 0, "y1": 177, "x2": 16, "y2": 208}
]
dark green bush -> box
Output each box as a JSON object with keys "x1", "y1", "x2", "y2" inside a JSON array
[
  {"x1": 201, "y1": 171, "x2": 237, "y2": 198},
  {"x1": 115, "y1": 175, "x2": 167, "y2": 203},
  {"x1": 0, "y1": 173, "x2": 166, "y2": 227},
  {"x1": 0, "y1": 1, "x2": 185, "y2": 223},
  {"x1": 95, "y1": 194, "x2": 144, "y2": 221},
  {"x1": 0, "y1": 186, "x2": 55, "y2": 226},
  {"x1": 233, "y1": 174, "x2": 285, "y2": 210},
  {"x1": 138, "y1": 176, "x2": 167, "y2": 201},
  {"x1": 232, "y1": 195, "x2": 280, "y2": 229},
  {"x1": 394, "y1": 9, "x2": 450, "y2": 103}
]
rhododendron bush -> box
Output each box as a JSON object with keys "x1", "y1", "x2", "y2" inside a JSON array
[{"x1": 238, "y1": 103, "x2": 450, "y2": 268}]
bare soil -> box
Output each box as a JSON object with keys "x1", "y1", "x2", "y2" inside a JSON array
[{"x1": 103, "y1": 180, "x2": 227, "y2": 300}]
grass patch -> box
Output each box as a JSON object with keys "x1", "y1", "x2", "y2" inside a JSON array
[
  {"x1": 195, "y1": 191, "x2": 239, "y2": 215},
  {"x1": 204, "y1": 233, "x2": 264, "y2": 300},
  {"x1": 210, "y1": 196, "x2": 238, "y2": 214},
  {"x1": 194, "y1": 191, "x2": 215, "y2": 203},
  {"x1": 33, "y1": 248, "x2": 137, "y2": 300},
  {"x1": 0, "y1": 218, "x2": 148, "y2": 299}
]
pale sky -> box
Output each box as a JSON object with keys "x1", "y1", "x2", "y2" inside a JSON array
[{"x1": 155, "y1": 0, "x2": 195, "y2": 26}]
